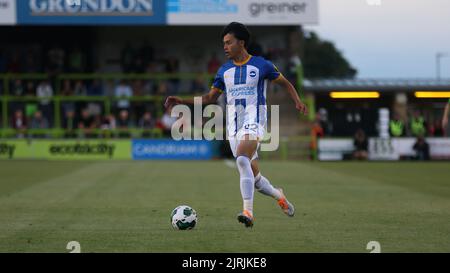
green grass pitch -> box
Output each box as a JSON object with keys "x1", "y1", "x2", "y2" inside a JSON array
[{"x1": 0, "y1": 160, "x2": 449, "y2": 252}]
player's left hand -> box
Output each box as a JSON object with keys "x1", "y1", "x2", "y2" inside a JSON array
[{"x1": 296, "y1": 101, "x2": 308, "y2": 116}]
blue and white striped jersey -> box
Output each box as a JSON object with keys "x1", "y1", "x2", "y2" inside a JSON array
[{"x1": 212, "y1": 55, "x2": 281, "y2": 138}]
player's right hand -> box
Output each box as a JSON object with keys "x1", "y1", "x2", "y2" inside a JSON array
[
  {"x1": 295, "y1": 101, "x2": 308, "y2": 116},
  {"x1": 164, "y1": 96, "x2": 182, "y2": 109}
]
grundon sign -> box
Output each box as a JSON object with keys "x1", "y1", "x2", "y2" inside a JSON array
[{"x1": 17, "y1": 0, "x2": 167, "y2": 25}]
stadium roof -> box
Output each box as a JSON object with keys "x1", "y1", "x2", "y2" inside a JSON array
[{"x1": 303, "y1": 78, "x2": 450, "y2": 92}]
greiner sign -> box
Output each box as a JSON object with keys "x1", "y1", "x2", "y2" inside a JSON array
[{"x1": 168, "y1": 0, "x2": 318, "y2": 25}]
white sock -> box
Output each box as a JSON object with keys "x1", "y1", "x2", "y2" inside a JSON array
[
  {"x1": 236, "y1": 156, "x2": 255, "y2": 215},
  {"x1": 254, "y1": 173, "x2": 282, "y2": 200}
]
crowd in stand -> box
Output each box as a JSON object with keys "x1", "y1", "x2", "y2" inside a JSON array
[{"x1": 1, "y1": 40, "x2": 287, "y2": 139}]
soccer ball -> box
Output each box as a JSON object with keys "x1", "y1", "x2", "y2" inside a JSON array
[{"x1": 171, "y1": 205, "x2": 197, "y2": 230}]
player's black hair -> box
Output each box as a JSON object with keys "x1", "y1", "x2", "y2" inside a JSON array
[{"x1": 221, "y1": 22, "x2": 251, "y2": 49}]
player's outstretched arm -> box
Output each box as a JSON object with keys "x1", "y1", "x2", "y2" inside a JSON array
[
  {"x1": 273, "y1": 75, "x2": 308, "y2": 116},
  {"x1": 164, "y1": 87, "x2": 222, "y2": 109},
  {"x1": 442, "y1": 100, "x2": 450, "y2": 130}
]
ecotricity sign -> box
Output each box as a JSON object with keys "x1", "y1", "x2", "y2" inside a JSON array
[
  {"x1": 17, "y1": 0, "x2": 166, "y2": 25},
  {"x1": 0, "y1": 0, "x2": 16, "y2": 25},
  {"x1": 167, "y1": 0, "x2": 318, "y2": 25}
]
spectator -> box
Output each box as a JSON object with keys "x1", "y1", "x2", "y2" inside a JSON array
[
  {"x1": 139, "y1": 111, "x2": 155, "y2": 129},
  {"x1": 11, "y1": 109, "x2": 27, "y2": 138},
  {"x1": 353, "y1": 129, "x2": 368, "y2": 160},
  {"x1": 139, "y1": 111, "x2": 156, "y2": 138},
  {"x1": 114, "y1": 79, "x2": 133, "y2": 111},
  {"x1": 30, "y1": 110, "x2": 49, "y2": 138},
  {"x1": 63, "y1": 110, "x2": 77, "y2": 138},
  {"x1": 131, "y1": 80, "x2": 145, "y2": 119},
  {"x1": 12, "y1": 109, "x2": 26, "y2": 129},
  {"x1": 101, "y1": 114, "x2": 116, "y2": 130},
  {"x1": 87, "y1": 79, "x2": 104, "y2": 96},
  {"x1": 25, "y1": 81, "x2": 35, "y2": 96},
  {"x1": 36, "y1": 79, "x2": 53, "y2": 105},
  {"x1": 10, "y1": 79, "x2": 25, "y2": 113},
  {"x1": 116, "y1": 109, "x2": 132, "y2": 138},
  {"x1": 389, "y1": 114, "x2": 405, "y2": 137},
  {"x1": 413, "y1": 136, "x2": 430, "y2": 161},
  {"x1": 73, "y1": 80, "x2": 87, "y2": 96},
  {"x1": 61, "y1": 80, "x2": 76, "y2": 114},
  {"x1": 78, "y1": 108, "x2": 95, "y2": 138},
  {"x1": 36, "y1": 79, "x2": 54, "y2": 125},
  {"x1": 12, "y1": 79, "x2": 24, "y2": 96},
  {"x1": 30, "y1": 110, "x2": 49, "y2": 129},
  {"x1": 156, "y1": 81, "x2": 169, "y2": 96},
  {"x1": 318, "y1": 108, "x2": 332, "y2": 136},
  {"x1": 410, "y1": 111, "x2": 426, "y2": 137},
  {"x1": 99, "y1": 114, "x2": 116, "y2": 138}
]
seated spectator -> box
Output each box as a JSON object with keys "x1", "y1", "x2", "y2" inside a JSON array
[
  {"x1": 36, "y1": 79, "x2": 54, "y2": 125},
  {"x1": 78, "y1": 108, "x2": 95, "y2": 138},
  {"x1": 30, "y1": 110, "x2": 50, "y2": 138},
  {"x1": 30, "y1": 110, "x2": 49, "y2": 129},
  {"x1": 12, "y1": 79, "x2": 24, "y2": 96},
  {"x1": 36, "y1": 79, "x2": 53, "y2": 104},
  {"x1": 116, "y1": 109, "x2": 133, "y2": 138},
  {"x1": 353, "y1": 129, "x2": 368, "y2": 160},
  {"x1": 413, "y1": 136, "x2": 430, "y2": 160},
  {"x1": 87, "y1": 79, "x2": 104, "y2": 96},
  {"x1": 61, "y1": 80, "x2": 76, "y2": 115},
  {"x1": 139, "y1": 111, "x2": 155, "y2": 138},
  {"x1": 25, "y1": 81, "x2": 35, "y2": 97},
  {"x1": 139, "y1": 111, "x2": 155, "y2": 129},
  {"x1": 11, "y1": 109, "x2": 27, "y2": 138},
  {"x1": 99, "y1": 114, "x2": 116, "y2": 139},
  {"x1": 63, "y1": 110, "x2": 77, "y2": 138},
  {"x1": 73, "y1": 80, "x2": 87, "y2": 96},
  {"x1": 114, "y1": 79, "x2": 133, "y2": 112},
  {"x1": 101, "y1": 114, "x2": 116, "y2": 130}
]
